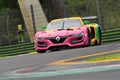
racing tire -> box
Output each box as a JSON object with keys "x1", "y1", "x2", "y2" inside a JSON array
[
  {"x1": 51, "y1": 48, "x2": 59, "y2": 51},
  {"x1": 51, "y1": 46, "x2": 61, "y2": 51},
  {"x1": 87, "y1": 29, "x2": 91, "y2": 46},
  {"x1": 37, "y1": 50, "x2": 46, "y2": 53}
]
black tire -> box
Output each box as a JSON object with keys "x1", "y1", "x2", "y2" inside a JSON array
[
  {"x1": 51, "y1": 47, "x2": 60, "y2": 51},
  {"x1": 37, "y1": 50, "x2": 46, "y2": 53},
  {"x1": 87, "y1": 29, "x2": 91, "y2": 46},
  {"x1": 94, "y1": 40, "x2": 98, "y2": 45}
]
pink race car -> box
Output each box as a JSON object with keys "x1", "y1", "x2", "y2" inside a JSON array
[{"x1": 34, "y1": 17, "x2": 101, "y2": 53}]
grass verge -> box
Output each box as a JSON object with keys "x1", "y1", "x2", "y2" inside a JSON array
[{"x1": 87, "y1": 53, "x2": 120, "y2": 62}]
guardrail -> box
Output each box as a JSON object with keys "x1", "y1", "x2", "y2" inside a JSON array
[
  {"x1": 0, "y1": 43, "x2": 35, "y2": 57},
  {"x1": 102, "y1": 29, "x2": 120, "y2": 43},
  {"x1": 0, "y1": 29, "x2": 120, "y2": 57}
]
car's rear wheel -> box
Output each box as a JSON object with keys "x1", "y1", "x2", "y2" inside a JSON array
[{"x1": 37, "y1": 50, "x2": 46, "y2": 53}]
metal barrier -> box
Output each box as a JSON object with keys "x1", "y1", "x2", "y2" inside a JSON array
[
  {"x1": 102, "y1": 29, "x2": 120, "y2": 43},
  {"x1": 0, "y1": 29, "x2": 120, "y2": 57},
  {"x1": 0, "y1": 43, "x2": 35, "y2": 57}
]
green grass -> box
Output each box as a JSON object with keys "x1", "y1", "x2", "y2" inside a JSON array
[
  {"x1": 0, "y1": 56, "x2": 8, "y2": 58},
  {"x1": 87, "y1": 53, "x2": 120, "y2": 62}
]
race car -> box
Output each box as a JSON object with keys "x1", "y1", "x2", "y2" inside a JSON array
[{"x1": 34, "y1": 16, "x2": 101, "y2": 53}]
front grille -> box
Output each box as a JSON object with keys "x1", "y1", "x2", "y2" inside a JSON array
[
  {"x1": 50, "y1": 37, "x2": 66, "y2": 44},
  {"x1": 38, "y1": 42, "x2": 45, "y2": 45},
  {"x1": 38, "y1": 42, "x2": 47, "y2": 47},
  {"x1": 49, "y1": 36, "x2": 67, "y2": 44}
]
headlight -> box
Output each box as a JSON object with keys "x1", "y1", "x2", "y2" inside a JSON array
[
  {"x1": 72, "y1": 32, "x2": 84, "y2": 37},
  {"x1": 78, "y1": 32, "x2": 84, "y2": 36},
  {"x1": 38, "y1": 37, "x2": 45, "y2": 42}
]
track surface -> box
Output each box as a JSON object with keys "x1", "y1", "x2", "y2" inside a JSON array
[
  {"x1": 6, "y1": 69, "x2": 119, "y2": 80},
  {"x1": 0, "y1": 43, "x2": 120, "y2": 80}
]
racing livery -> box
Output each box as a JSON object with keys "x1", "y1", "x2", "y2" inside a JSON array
[{"x1": 34, "y1": 16, "x2": 101, "y2": 53}]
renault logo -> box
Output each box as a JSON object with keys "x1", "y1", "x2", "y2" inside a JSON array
[{"x1": 56, "y1": 36, "x2": 61, "y2": 42}]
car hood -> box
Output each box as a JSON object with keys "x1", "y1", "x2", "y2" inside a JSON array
[{"x1": 36, "y1": 28, "x2": 84, "y2": 38}]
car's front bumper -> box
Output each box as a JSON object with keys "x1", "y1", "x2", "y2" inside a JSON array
[{"x1": 35, "y1": 35, "x2": 89, "y2": 51}]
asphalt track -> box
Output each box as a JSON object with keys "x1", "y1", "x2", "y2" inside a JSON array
[{"x1": 0, "y1": 42, "x2": 120, "y2": 80}]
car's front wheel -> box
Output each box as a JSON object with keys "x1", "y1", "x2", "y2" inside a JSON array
[
  {"x1": 87, "y1": 29, "x2": 91, "y2": 46},
  {"x1": 37, "y1": 50, "x2": 46, "y2": 53}
]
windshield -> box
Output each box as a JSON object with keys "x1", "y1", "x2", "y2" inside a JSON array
[{"x1": 46, "y1": 19, "x2": 82, "y2": 30}]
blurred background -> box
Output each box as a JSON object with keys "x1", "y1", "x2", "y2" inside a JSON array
[{"x1": 0, "y1": 0, "x2": 119, "y2": 46}]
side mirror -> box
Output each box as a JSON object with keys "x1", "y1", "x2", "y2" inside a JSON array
[
  {"x1": 41, "y1": 26, "x2": 47, "y2": 31},
  {"x1": 83, "y1": 21, "x2": 90, "y2": 25}
]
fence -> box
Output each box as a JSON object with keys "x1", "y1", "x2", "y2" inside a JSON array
[
  {"x1": 102, "y1": 29, "x2": 120, "y2": 43},
  {"x1": 0, "y1": 9, "x2": 30, "y2": 46}
]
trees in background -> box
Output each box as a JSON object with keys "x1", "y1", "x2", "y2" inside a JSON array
[
  {"x1": 0, "y1": 0, "x2": 119, "y2": 46},
  {"x1": 40, "y1": 0, "x2": 65, "y2": 21},
  {"x1": 0, "y1": 0, "x2": 117, "y2": 30},
  {"x1": 0, "y1": 0, "x2": 25, "y2": 46},
  {"x1": 0, "y1": 0, "x2": 18, "y2": 11},
  {"x1": 40, "y1": 0, "x2": 119, "y2": 30}
]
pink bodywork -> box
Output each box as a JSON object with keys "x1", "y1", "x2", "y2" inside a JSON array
[{"x1": 34, "y1": 26, "x2": 89, "y2": 51}]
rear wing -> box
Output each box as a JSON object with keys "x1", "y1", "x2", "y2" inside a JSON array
[{"x1": 82, "y1": 16, "x2": 98, "y2": 20}]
